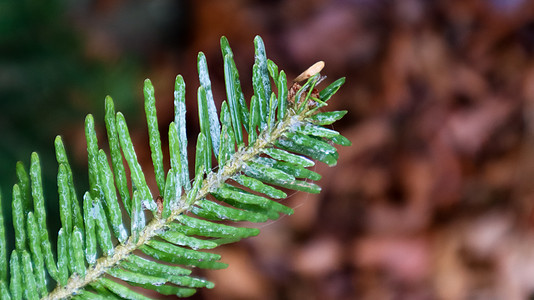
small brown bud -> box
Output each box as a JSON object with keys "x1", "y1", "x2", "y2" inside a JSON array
[{"x1": 293, "y1": 61, "x2": 325, "y2": 83}]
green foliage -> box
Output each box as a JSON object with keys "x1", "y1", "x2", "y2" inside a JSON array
[
  {"x1": 1, "y1": 36, "x2": 350, "y2": 299},
  {"x1": 0, "y1": 0, "x2": 142, "y2": 235}
]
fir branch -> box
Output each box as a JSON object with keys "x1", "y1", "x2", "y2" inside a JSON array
[{"x1": 2, "y1": 35, "x2": 350, "y2": 299}]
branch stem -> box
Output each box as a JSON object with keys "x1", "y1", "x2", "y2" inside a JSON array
[{"x1": 44, "y1": 107, "x2": 305, "y2": 300}]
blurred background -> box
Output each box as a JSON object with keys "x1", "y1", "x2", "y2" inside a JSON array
[{"x1": 3, "y1": 0, "x2": 534, "y2": 299}]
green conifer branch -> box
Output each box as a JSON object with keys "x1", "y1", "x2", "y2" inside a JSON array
[{"x1": 1, "y1": 35, "x2": 350, "y2": 299}]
